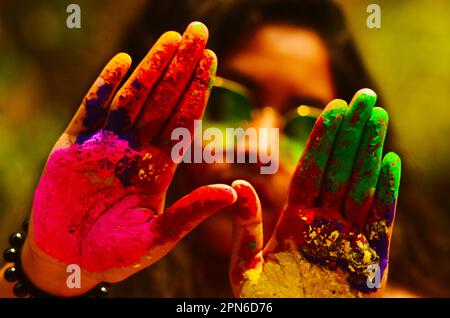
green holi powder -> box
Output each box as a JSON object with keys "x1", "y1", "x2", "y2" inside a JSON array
[
  {"x1": 300, "y1": 101, "x2": 346, "y2": 189},
  {"x1": 307, "y1": 103, "x2": 346, "y2": 164},
  {"x1": 211, "y1": 59, "x2": 217, "y2": 76},
  {"x1": 323, "y1": 91, "x2": 376, "y2": 193},
  {"x1": 381, "y1": 152, "x2": 401, "y2": 201},
  {"x1": 207, "y1": 75, "x2": 216, "y2": 90},
  {"x1": 207, "y1": 60, "x2": 217, "y2": 90},
  {"x1": 191, "y1": 23, "x2": 205, "y2": 32},
  {"x1": 349, "y1": 107, "x2": 389, "y2": 205}
]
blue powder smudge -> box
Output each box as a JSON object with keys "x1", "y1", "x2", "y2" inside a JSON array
[
  {"x1": 105, "y1": 108, "x2": 131, "y2": 133},
  {"x1": 76, "y1": 131, "x2": 98, "y2": 144},
  {"x1": 82, "y1": 82, "x2": 114, "y2": 130},
  {"x1": 115, "y1": 153, "x2": 139, "y2": 187},
  {"x1": 132, "y1": 79, "x2": 142, "y2": 90}
]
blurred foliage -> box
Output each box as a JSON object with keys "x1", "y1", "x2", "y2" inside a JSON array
[{"x1": 336, "y1": 0, "x2": 450, "y2": 186}]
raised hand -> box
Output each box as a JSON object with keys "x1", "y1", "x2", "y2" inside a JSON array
[
  {"x1": 230, "y1": 89, "x2": 401, "y2": 297},
  {"x1": 23, "y1": 22, "x2": 236, "y2": 296}
]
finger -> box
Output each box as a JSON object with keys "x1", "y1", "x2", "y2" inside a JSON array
[
  {"x1": 344, "y1": 107, "x2": 389, "y2": 228},
  {"x1": 65, "y1": 53, "x2": 131, "y2": 137},
  {"x1": 230, "y1": 180, "x2": 264, "y2": 296},
  {"x1": 150, "y1": 184, "x2": 237, "y2": 248},
  {"x1": 318, "y1": 88, "x2": 376, "y2": 210},
  {"x1": 288, "y1": 99, "x2": 347, "y2": 207},
  {"x1": 157, "y1": 49, "x2": 217, "y2": 155},
  {"x1": 105, "y1": 31, "x2": 182, "y2": 133},
  {"x1": 136, "y1": 22, "x2": 209, "y2": 142},
  {"x1": 366, "y1": 152, "x2": 401, "y2": 276}
]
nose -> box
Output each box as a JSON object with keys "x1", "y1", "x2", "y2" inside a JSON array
[
  {"x1": 248, "y1": 106, "x2": 282, "y2": 130},
  {"x1": 240, "y1": 106, "x2": 281, "y2": 155}
]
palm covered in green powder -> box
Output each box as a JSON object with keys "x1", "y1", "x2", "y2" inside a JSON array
[{"x1": 230, "y1": 89, "x2": 401, "y2": 297}]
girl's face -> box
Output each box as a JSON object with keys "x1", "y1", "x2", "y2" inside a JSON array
[
  {"x1": 189, "y1": 24, "x2": 336, "y2": 255},
  {"x1": 223, "y1": 23, "x2": 335, "y2": 114}
]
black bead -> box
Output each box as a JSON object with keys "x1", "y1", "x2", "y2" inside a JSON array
[
  {"x1": 13, "y1": 282, "x2": 28, "y2": 298},
  {"x1": 9, "y1": 232, "x2": 24, "y2": 247},
  {"x1": 3, "y1": 248, "x2": 17, "y2": 262},
  {"x1": 4, "y1": 266, "x2": 18, "y2": 282},
  {"x1": 22, "y1": 219, "x2": 29, "y2": 232}
]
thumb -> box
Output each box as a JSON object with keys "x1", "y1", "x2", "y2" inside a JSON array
[
  {"x1": 230, "y1": 180, "x2": 264, "y2": 296},
  {"x1": 153, "y1": 184, "x2": 237, "y2": 249}
]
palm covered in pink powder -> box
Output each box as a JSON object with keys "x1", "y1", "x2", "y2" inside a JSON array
[
  {"x1": 34, "y1": 132, "x2": 232, "y2": 275},
  {"x1": 26, "y1": 23, "x2": 237, "y2": 292},
  {"x1": 229, "y1": 90, "x2": 401, "y2": 297}
]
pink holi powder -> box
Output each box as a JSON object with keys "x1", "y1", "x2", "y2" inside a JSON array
[{"x1": 33, "y1": 131, "x2": 173, "y2": 272}]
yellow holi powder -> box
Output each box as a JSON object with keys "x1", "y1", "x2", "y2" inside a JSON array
[
  {"x1": 367, "y1": 220, "x2": 388, "y2": 241},
  {"x1": 240, "y1": 251, "x2": 362, "y2": 298},
  {"x1": 143, "y1": 153, "x2": 153, "y2": 160},
  {"x1": 138, "y1": 169, "x2": 146, "y2": 180}
]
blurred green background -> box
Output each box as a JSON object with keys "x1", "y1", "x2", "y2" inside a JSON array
[
  {"x1": 337, "y1": 0, "x2": 450, "y2": 179},
  {"x1": 0, "y1": 0, "x2": 145, "y2": 236},
  {"x1": 0, "y1": 0, "x2": 449, "y2": 284}
]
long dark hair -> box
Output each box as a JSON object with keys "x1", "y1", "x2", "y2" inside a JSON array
[{"x1": 114, "y1": 0, "x2": 450, "y2": 297}]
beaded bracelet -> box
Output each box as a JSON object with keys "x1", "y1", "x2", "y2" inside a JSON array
[{"x1": 2, "y1": 219, "x2": 109, "y2": 298}]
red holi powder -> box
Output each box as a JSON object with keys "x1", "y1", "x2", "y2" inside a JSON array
[
  {"x1": 234, "y1": 185, "x2": 259, "y2": 221},
  {"x1": 289, "y1": 157, "x2": 324, "y2": 207},
  {"x1": 344, "y1": 196, "x2": 373, "y2": 229},
  {"x1": 138, "y1": 25, "x2": 208, "y2": 140},
  {"x1": 231, "y1": 230, "x2": 259, "y2": 284},
  {"x1": 275, "y1": 207, "x2": 313, "y2": 248},
  {"x1": 113, "y1": 32, "x2": 181, "y2": 126}
]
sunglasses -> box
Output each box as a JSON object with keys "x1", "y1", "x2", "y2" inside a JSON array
[
  {"x1": 203, "y1": 76, "x2": 326, "y2": 166},
  {"x1": 205, "y1": 76, "x2": 323, "y2": 141}
]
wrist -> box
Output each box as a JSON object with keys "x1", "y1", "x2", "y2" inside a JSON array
[{"x1": 21, "y1": 232, "x2": 101, "y2": 297}]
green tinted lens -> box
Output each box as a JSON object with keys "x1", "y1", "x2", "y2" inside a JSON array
[
  {"x1": 283, "y1": 115, "x2": 317, "y2": 142},
  {"x1": 280, "y1": 136, "x2": 305, "y2": 169},
  {"x1": 205, "y1": 86, "x2": 252, "y2": 125}
]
